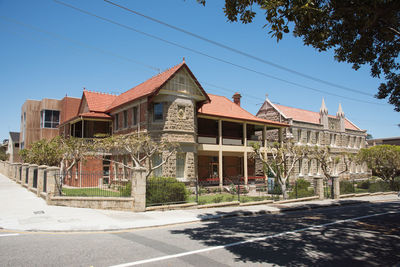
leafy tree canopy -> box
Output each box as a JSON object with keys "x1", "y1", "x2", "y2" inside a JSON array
[
  {"x1": 357, "y1": 145, "x2": 400, "y2": 186},
  {"x1": 198, "y1": 0, "x2": 400, "y2": 111}
]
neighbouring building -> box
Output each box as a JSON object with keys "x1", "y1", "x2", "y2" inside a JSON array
[
  {"x1": 7, "y1": 132, "x2": 20, "y2": 163},
  {"x1": 57, "y1": 60, "x2": 288, "y2": 186},
  {"x1": 19, "y1": 96, "x2": 81, "y2": 149},
  {"x1": 367, "y1": 136, "x2": 400, "y2": 147},
  {"x1": 257, "y1": 95, "x2": 369, "y2": 182}
]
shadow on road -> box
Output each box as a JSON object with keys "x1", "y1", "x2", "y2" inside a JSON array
[{"x1": 171, "y1": 201, "x2": 400, "y2": 265}]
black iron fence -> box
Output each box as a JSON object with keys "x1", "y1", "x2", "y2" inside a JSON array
[
  {"x1": 58, "y1": 171, "x2": 131, "y2": 197},
  {"x1": 340, "y1": 178, "x2": 398, "y2": 195},
  {"x1": 145, "y1": 177, "x2": 317, "y2": 207}
]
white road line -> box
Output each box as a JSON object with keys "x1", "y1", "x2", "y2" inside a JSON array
[
  {"x1": 109, "y1": 210, "x2": 400, "y2": 267},
  {"x1": 0, "y1": 233, "x2": 20, "y2": 237}
]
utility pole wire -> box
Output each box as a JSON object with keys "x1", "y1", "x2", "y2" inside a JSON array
[
  {"x1": 104, "y1": 0, "x2": 374, "y2": 97},
  {"x1": 53, "y1": 0, "x2": 384, "y2": 106}
]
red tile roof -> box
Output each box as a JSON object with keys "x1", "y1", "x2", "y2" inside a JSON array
[
  {"x1": 80, "y1": 112, "x2": 112, "y2": 119},
  {"x1": 107, "y1": 61, "x2": 210, "y2": 111},
  {"x1": 198, "y1": 94, "x2": 288, "y2": 126},
  {"x1": 274, "y1": 104, "x2": 361, "y2": 131},
  {"x1": 60, "y1": 96, "x2": 80, "y2": 124},
  {"x1": 83, "y1": 90, "x2": 117, "y2": 113}
]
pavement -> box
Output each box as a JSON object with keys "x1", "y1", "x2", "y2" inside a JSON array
[{"x1": 0, "y1": 173, "x2": 398, "y2": 232}]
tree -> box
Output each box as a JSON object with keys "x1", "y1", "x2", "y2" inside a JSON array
[
  {"x1": 357, "y1": 145, "x2": 400, "y2": 189},
  {"x1": 310, "y1": 146, "x2": 353, "y2": 179},
  {"x1": 198, "y1": 0, "x2": 400, "y2": 111},
  {"x1": 18, "y1": 137, "x2": 91, "y2": 193},
  {"x1": 19, "y1": 139, "x2": 62, "y2": 166},
  {"x1": 253, "y1": 141, "x2": 309, "y2": 199},
  {"x1": 94, "y1": 132, "x2": 178, "y2": 179}
]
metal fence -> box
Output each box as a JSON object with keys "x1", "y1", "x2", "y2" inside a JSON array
[
  {"x1": 340, "y1": 178, "x2": 397, "y2": 195},
  {"x1": 59, "y1": 171, "x2": 131, "y2": 197},
  {"x1": 145, "y1": 177, "x2": 317, "y2": 207}
]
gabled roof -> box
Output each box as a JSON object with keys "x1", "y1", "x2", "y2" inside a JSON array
[
  {"x1": 106, "y1": 61, "x2": 210, "y2": 111},
  {"x1": 274, "y1": 104, "x2": 361, "y2": 131},
  {"x1": 82, "y1": 90, "x2": 118, "y2": 113},
  {"x1": 9, "y1": 132, "x2": 20, "y2": 143},
  {"x1": 198, "y1": 94, "x2": 287, "y2": 127}
]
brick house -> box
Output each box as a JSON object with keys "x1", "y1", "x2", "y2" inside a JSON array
[
  {"x1": 57, "y1": 60, "x2": 288, "y2": 186},
  {"x1": 256, "y1": 95, "x2": 369, "y2": 182}
]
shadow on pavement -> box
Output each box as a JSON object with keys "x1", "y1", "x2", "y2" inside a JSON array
[{"x1": 171, "y1": 201, "x2": 400, "y2": 266}]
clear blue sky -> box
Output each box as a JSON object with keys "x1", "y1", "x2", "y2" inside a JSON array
[{"x1": 0, "y1": 0, "x2": 398, "y2": 141}]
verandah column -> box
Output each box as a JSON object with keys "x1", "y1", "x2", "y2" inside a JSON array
[
  {"x1": 218, "y1": 119, "x2": 223, "y2": 188},
  {"x1": 243, "y1": 122, "x2": 248, "y2": 185}
]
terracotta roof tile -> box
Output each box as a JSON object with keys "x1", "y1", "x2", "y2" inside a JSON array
[
  {"x1": 107, "y1": 62, "x2": 185, "y2": 111},
  {"x1": 199, "y1": 94, "x2": 287, "y2": 126},
  {"x1": 83, "y1": 90, "x2": 117, "y2": 113},
  {"x1": 274, "y1": 104, "x2": 361, "y2": 131},
  {"x1": 80, "y1": 112, "x2": 112, "y2": 119}
]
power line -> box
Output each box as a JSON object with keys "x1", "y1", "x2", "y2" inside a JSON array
[
  {"x1": 0, "y1": 16, "x2": 160, "y2": 73},
  {"x1": 53, "y1": 0, "x2": 384, "y2": 106},
  {"x1": 104, "y1": 0, "x2": 374, "y2": 98}
]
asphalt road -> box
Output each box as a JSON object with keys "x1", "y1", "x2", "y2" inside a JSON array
[{"x1": 1, "y1": 200, "x2": 399, "y2": 267}]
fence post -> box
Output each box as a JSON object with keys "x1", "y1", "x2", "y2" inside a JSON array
[
  {"x1": 332, "y1": 176, "x2": 340, "y2": 199},
  {"x1": 131, "y1": 167, "x2": 146, "y2": 212},
  {"x1": 37, "y1": 165, "x2": 47, "y2": 197},
  {"x1": 14, "y1": 163, "x2": 22, "y2": 181},
  {"x1": 46, "y1": 167, "x2": 60, "y2": 202},
  {"x1": 21, "y1": 163, "x2": 29, "y2": 186},
  {"x1": 295, "y1": 180, "x2": 298, "y2": 199},
  {"x1": 28, "y1": 164, "x2": 38, "y2": 189},
  {"x1": 195, "y1": 181, "x2": 199, "y2": 204},
  {"x1": 314, "y1": 177, "x2": 324, "y2": 200}
]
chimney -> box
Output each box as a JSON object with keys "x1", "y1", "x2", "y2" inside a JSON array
[{"x1": 232, "y1": 92, "x2": 242, "y2": 106}]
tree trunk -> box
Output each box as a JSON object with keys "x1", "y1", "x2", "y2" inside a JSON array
[{"x1": 280, "y1": 180, "x2": 288, "y2": 200}]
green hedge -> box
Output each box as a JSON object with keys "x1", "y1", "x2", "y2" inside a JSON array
[
  {"x1": 289, "y1": 179, "x2": 315, "y2": 199},
  {"x1": 146, "y1": 177, "x2": 188, "y2": 206},
  {"x1": 340, "y1": 180, "x2": 355, "y2": 194}
]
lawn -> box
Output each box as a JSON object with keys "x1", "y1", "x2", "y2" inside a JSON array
[{"x1": 62, "y1": 187, "x2": 124, "y2": 197}]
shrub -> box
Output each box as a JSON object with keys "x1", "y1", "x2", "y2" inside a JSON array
[
  {"x1": 340, "y1": 180, "x2": 355, "y2": 194},
  {"x1": 369, "y1": 180, "x2": 390, "y2": 193},
  {"x1": 146, "y1": 177, "x2": 188, "y2": 206},
  {"x1": 289, "y1": 179, "x2": 314, "y2": 198},
  {"x1": 357, "y1": 180, "x2": 370, "y2": 190}
]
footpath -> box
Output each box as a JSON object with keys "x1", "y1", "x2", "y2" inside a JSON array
[{"x1": 0, "y1": 173, "x2": 398, "y2": 232}]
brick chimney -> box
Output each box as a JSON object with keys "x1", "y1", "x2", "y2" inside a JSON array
[{"x1": 232, "y1": 92, "x2": 241, "y2": 106}]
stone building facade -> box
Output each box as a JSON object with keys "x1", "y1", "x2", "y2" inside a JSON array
[
  {"x1": 57, "y1": 60, "x2": 287, "y2": 186},
  {"x1": 257, "y1": 95, "x2": 369, "y2": 182}
]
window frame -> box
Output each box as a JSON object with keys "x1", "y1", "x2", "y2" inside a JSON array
[
  {"x1": 40, "y1": 109, "x2": 60, "y2": 129},
  {"x1": 153, "y1": 103, "x2": 164, "y2": 122}
]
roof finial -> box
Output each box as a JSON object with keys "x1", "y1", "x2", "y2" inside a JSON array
[
  {"x1": 182, "y1": 57, "x2": 185, "y2": 63},
  {"x1": 320, "y1": 98, "x2": 328, "y2": 114},
  {"x1": 83, "y1": 87, "x2": 86, "y2": 91},
  {"x1": 265, "y1": 93, "x2": 269, "y2": 101},
  {"x1": 336, "y1": 103, "x2": 344, "y2": 117}
]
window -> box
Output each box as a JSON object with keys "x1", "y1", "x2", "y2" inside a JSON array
[
  {"x1": 316, "y1": 132, "x2": 320, "y2": 145},
  {"x1": 298, "y1": 159, "x2": 303, "y2": 176},
  {"x1": 123, "y1": 110, "x2": 128, "y2": 128},
  {"x1": 308, "y1": 159, "x2": 312, "y2": 175},
  {"x1": 40, "y1": 110, "x2": 60, "y2": 128},
  {"x1": 152, "y1": 154, "x2": 162, "y2": 177},
  {"x1": 176, "y1": 153, "x2": 185, "y2": 178},
  {"x1": 153, "y1": 103, "x2": 163, "y2": 121},
  {"x1": 115, "y1": 114, "x2": 119, "y2": 130},
  {"x1": 133, "y1": 106, "x2": 138, "y2": 125},
  {"x1": 307, "y1": 131, "x2": 311, "y2": 144}
]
